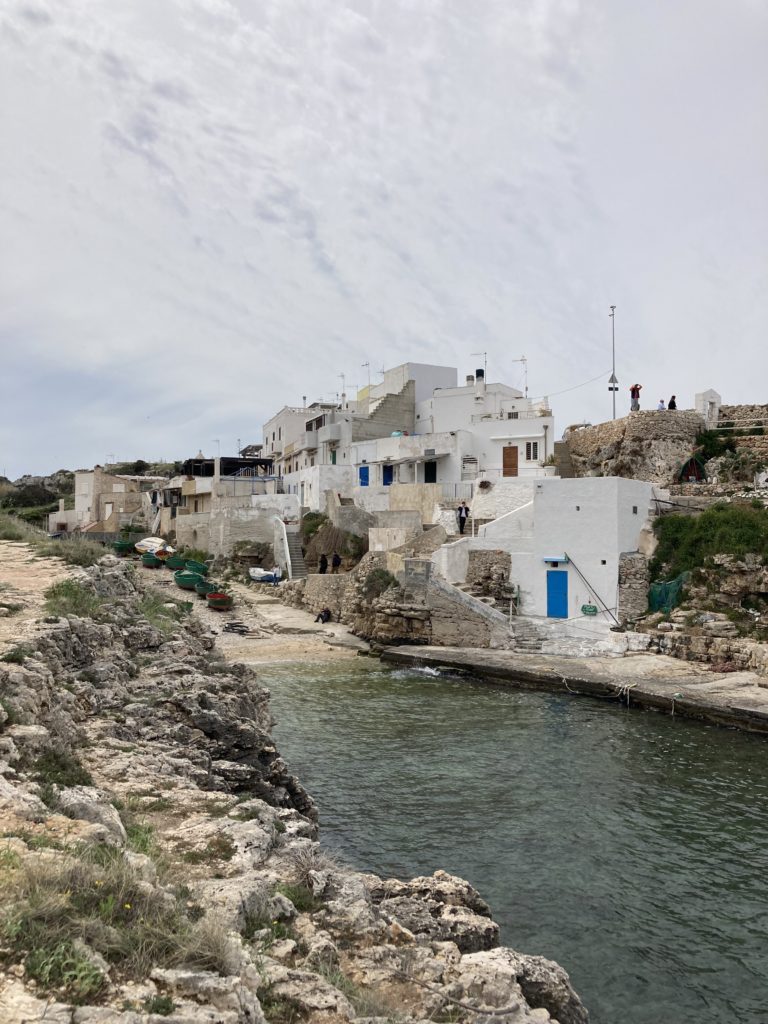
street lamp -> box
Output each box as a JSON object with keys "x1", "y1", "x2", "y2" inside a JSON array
[{"x1": 608, "y1": 306, "x2": 618, "y2": 419}]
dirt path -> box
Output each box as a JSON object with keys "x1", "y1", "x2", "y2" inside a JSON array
[
  {"x1": 0, "y1": 540, "x2": 73, "y2": 654},
  {"x1": 136, "y1": 566, "x2": 367, "y2": 664}
]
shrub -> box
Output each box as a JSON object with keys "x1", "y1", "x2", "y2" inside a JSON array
[
  {"x1": 0, "y1": 645, "x2": 30, "y2": 664},
  {"x1": 44, "y1": 580, "x2": 104, "y2": 619},
  {"x1": 276, "y1": 882, "x2": 323, "y2": 914},
  {"x1": 301, "y1": 512, "x2": 328, "y2": 543},
  {"x1": 695, "y1": 430, "x2": 736, "y2": 461},
  {"x1": 37, "y1": 537, "x2": 106, "y2": 567},
  {"x1": 0, "y1": 516, "x2": 27, "y2": 541},
  {"x1": 362, "y1": 568, "x2": 397, "y2": 600},
  {"x1": 651, "y1": 503, "x2": 768, "y2": 579},
  {"x1": 139, "y1": 590, "x2": 187, "y2": 636}
]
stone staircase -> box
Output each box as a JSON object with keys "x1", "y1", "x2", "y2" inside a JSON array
[
  {"x1": 508, "y1": 616, "x2": 550, "y2": 652},
  {"x1": 454, "y1": 582, "x2": 498, "y2": 608},
  {"x1": 553, "y1": 440, "x2": 575, "y2": 478},
  {"x1": 285, "y1": 532, "x2": 308, "y2": 580}
]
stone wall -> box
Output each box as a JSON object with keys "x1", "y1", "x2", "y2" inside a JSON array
[
  {"x1": 466, "y1": 550, "x2": 512, "y2": 602},
  {"x1": 564, "y1": 410, "x2": 703, "y2": 483},
  {"x1": 658, "y1": 632, "x2": 768, "y2": 676},
  {"x1": 617, "y1": 551, "x2": 650, "y2": 622}
]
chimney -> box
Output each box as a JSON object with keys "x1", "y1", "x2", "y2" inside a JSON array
[
  {"x1": 474, "y1": 367, "x2": 486, "y2": 402},
  {"x1": 466, "y1": 374, "x2": 475, "y2": 385}
]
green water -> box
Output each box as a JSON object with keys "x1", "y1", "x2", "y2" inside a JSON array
[{"x1": 259, "y1": 658, "x2": 768, "y2": 1024}]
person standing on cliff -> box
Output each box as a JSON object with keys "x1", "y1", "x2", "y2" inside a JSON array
[
  {"x1": 318, "y1": 553, "x2": 328, "y2": 575},
  {"x1": 668, "y1": 395, "x2": 677, "y2": 410},
  {"x1": 457, "y1": 502, "x2": 470, "y2": 534},
  {"x1": 630, "y1": 384, "x2": 642, "y2": 411},
  {"x1": 331, "y1": 552, "x2": 342, "y2": 574},
  {"x1": 657, "y1": 398, "x2": 666, "y2": 411}
]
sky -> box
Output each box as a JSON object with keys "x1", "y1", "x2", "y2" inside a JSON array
[{"x1": 1, "y1": 0, "x2": 766, "y2": 478}]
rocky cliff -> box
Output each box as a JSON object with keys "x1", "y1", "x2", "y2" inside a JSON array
[{"x1": 0, "y1": 557, "x2": 587, "y2": 1023}]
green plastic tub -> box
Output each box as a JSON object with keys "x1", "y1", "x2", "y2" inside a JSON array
[
  {"x1": 113, "y1": 540, "x2": 135, "y2": 557},
  {"x1": 185, "y1": 559, "x2": 209, "y2": 576},
  {"x1": 195, "y1": 579, "x2": 217, "y2": 598},
  {"x1": 142, "y1": 552, "x2": 162, "y2": 568},
  {"x1": 206, "y1": 592, "x2": 233, "y2": 611},
  {"x1": 166, "y1": 554, "x2": 187, "y2": 570},
  {"x1": 174, "y1": 570, "x2": 204, "y2": 591}
]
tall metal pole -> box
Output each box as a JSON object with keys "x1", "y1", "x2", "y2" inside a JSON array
[{"x1": 609, "y1": 305, "x2": 617, "y2": 420}]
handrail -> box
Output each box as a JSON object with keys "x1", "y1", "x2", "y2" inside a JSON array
[
  {"x1": 562, "y1": 550, "x2": 620, "y2": 626},
  {"x1": 272, "y1": 515, "x2": 293, "y2": 580}
]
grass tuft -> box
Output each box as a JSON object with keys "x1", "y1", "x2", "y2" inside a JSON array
[{"x1": 44, "y1": 580, "x2": 104, "y2": 619}]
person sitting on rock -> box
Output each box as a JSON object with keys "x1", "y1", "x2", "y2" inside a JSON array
[{"x1": 314, "y1": 607, "x2": 332, "y2": 623}]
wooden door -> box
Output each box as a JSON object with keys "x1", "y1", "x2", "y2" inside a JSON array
[{"x1": 502, "y1": 446, "x2": 518, "y2": 477}]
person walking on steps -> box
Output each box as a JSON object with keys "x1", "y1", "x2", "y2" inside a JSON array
[
  {"x1": 331, "y1": 552, "x2": 341, "y2": 574},
  {"x1": 668, "y1": 395, "x2": 677, "y2": 410},
  {"x1": 630, "y1": 384, "x2": 642, "y2": 412},
  {"x1": 457, "y1": 502, "x2": 470, "y2": 535},
  {"x1": 318, "y1": 553, "x2": 328, "y2": 575}
]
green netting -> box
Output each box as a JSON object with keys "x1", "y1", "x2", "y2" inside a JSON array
[{"x1": 648, "y1": 572, "x2": 689, "y2": 613}]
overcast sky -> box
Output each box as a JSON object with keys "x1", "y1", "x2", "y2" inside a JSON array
[{"x1": 1, "y1": 0, "x2": 766, "y2": 478}]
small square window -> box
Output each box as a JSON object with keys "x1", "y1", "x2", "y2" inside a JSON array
[
  {"x1": 601, "y1": 559, "x2": 607, "y2": 565},
  {"x1": 632, "y1": 506, "x2": 638, "y2": 514},
  {"x1": 576, "y1": 505, "x2": 580, "y2": 511}
]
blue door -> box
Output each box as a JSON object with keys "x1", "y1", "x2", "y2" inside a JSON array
[
  {"x1": 358, "y1": 466, "x2": 369, "y2": 487},
  {"x1": 382, "y1": 464, "x2": 394, "y2": 486},
  {"x1": 546, "y1": 570, "x2": 568, "y2": 618}
]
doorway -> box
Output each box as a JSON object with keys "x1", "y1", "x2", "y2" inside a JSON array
[
  {"x1": 546, "y1": 570, "x2": 568, "y2": 618},
  {"x1": 503, "y1": 446, "x2": 519, "y2": 477}
]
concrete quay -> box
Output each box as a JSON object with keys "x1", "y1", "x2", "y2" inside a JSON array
[{"x1": 381, "y1": 646, "x2": 768, "y2": 734}]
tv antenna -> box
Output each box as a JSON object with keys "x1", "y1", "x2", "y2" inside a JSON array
[
  {"x1": 509, "y1": 355, "x2": 528, "y2": 398},
  {"x1": 470, "y1": 351, "x2": 487, "y2": 377}
]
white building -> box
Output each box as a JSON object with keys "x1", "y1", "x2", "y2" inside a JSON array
[
  {"x1": 477, "y1": 477, "x2": 657, "y2": 621},
  {"x1": 265, "y1": 363, "x2": 554, "y2": 511}
]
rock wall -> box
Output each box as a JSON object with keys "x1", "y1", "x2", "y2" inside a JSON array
[
  {"x1": 0, "y1": 556, "x2": 589, "y2": 1023},
  {"x1": 467, "y1": 550, "x2": 512, "y2": 602},
  {"x1": 565, "y1": 410, "x2": 703, "y2": 483},
  {"x1": 617, "y1": 552, "x2": 650, "y2": 622}
]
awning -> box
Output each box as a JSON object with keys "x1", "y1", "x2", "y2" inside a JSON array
[{"x1": 542, "y1": 555, "x2": 569, "y2": 563}]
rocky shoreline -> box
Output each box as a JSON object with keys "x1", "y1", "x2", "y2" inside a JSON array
[{"x1": 0, "y1": 555, "x2": 588, "y2": 1023}]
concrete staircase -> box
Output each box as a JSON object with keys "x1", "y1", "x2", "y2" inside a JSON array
[
  {"x1": 553, "y1": 440, "x2": 575, "y2": 478},
  {"x1": 286, "y1": 532, "x2": 308, "y2": 580}
]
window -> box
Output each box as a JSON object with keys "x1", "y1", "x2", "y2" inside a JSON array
[
  {"x1": 632, "y1": 506, "x2": 638, "y2": 514},
  {"x1": 278, "y1": 426, "x2": 282, "y2": 440},
  {"x1": 525, "y1": 441, "x2": 539, "y2": 461},
  {"x1": 507, "y1": 411, "x2": 519, "y2": 419}
]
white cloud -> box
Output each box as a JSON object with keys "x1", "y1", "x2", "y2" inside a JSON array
[{"x1": 0, "y1": 0, "x2": 765, "y2": 475}]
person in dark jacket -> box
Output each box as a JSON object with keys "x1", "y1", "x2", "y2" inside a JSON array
[
  {"x1": 318, "y1": 553, "x2": 328, "y2": 575},
  {"x1": 331, "y1": 552, "x2": 342, "y2": 574},
  {"x1": 668, "y1": 395, "x2": 677, "y2": 410}
]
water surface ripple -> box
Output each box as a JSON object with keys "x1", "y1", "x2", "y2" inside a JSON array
[{"x1": 261, "y1": 660, "x2": 768, "y2": 1024}]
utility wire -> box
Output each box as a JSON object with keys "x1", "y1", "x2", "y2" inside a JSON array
[{"x1": 528, "y1": 368, "x2": 612, "y2": 403}]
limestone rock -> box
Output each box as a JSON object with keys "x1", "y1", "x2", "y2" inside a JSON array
[{"x1": 56, "y1": 785, "x2": 128, "y2": 844}]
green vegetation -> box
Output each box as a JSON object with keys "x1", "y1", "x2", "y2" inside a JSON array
[
  {"x1": 0, "y1": 515, "x2": 26, "y2": 541},
  {"x1": 0, "y1": 645, "x2": 30, "y2": 664},
  {"x1": 276, "y1": 882, "x2": 323, "y2": 914},
  {"x1": 362, "y1": 568, "x2": 398, "y2": 600},
  {"x1": 143, "y1": 995, "x2": 175, "y2": 1016},
  {"x1": 138, "y1": 589, "x2": 189, "y2": 636},
  {"x1": 0, "y1": 842, "x2": 237, "y2": 1003},
  {"x1": 651, "y1": 503, "x2": 768, "y2": 580},
  {"x1": 181, "y1": 834, "x2": 236, "y2": 865},
  {"x1": 0, "y1": 512, "x2": 105, "y2": 566},
  {"x1": 300, "y1": 512, "x2": 328, "y2": 543},
  {"x1": 695, "y1": 430, "x2": 736, "y2": 462},
  {"x1": 44, "y1": 580, "x2": 105, "y2": 620},
  {"x1": 32, "y1": 750, "x2": 93, "y2": 808}
]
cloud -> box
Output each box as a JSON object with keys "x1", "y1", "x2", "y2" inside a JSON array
[{"x1": 0, "y1": 0, "x2": 765, "y2": 475}]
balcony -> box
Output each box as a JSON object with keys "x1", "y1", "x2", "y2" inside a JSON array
[{"x1": 318, "y1": 423, "x2": 342, "y2": 444}]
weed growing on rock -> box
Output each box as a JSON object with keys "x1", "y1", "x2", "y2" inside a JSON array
[
  {"x1": 288, "y1": 844, "x2": 340, "y2": 887},
  {"x1": 32, "y1": 749, "x2": 93, "y2": 796},
  {"x1": 276, "y1": 882, "x2": 323, "y2": 914},
  {"x1": 316, "y1": 965, "x2": 399, "y2": 1019},
  {"x1": 44, "y1": 580, "x2": 105, "y2": 620},
  {"x1": 181, "y1": 834, "x2": 236, "y2": 865},
  {"x1": 362, "y1": 568, "x2": 398, "y2": 600},
  {"x1": 138, "y1": 590, "x2": 187, "y2": 636},
  {"x1": 0, "y1": 697, "x2": 21, "y2": 724},
  {"x1": 125, "y1": 822, "x2": 156, "y2": 856},
  {"x1": 143, "y1": 994, "x2": 175, "y2": 1015},
  {"x1": 0, "y1": 842, "x2": 239, "y2": 1000},
  {"x1": 37, "y1": 537, "x2": 106, "y2": 567},
  {"x1": 0, "y1": 645, "x2": 30, "y2": 664}
]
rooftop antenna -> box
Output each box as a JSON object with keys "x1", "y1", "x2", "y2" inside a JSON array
[
  {"x1": 470, "y1": 351, "x2": 488, "y2": 377},
  {"x1": 362, "y1": 362, "x2": 371, "y2": 388},
  {"x1": 378, "y1": 365, "x2": 385, "y2": 378},
  {"x1": 608, "y1": 306, "x2": 618, "y2": 419},
  {"x1": 509, "y1": 355, "x2": 528, "y2": 398}
]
